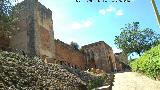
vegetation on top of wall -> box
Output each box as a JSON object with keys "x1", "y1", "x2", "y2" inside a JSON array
[
  {"x1": 130, "y1": 44, "x2": 160, "y2": 80},
  {"x1": 70, "y1": 41, "x2": 79, "y2": 50}
]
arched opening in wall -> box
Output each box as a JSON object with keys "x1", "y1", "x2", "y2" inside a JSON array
[
  {"x1": 109, "y1": 56, "x2": 114, "y2": 72},
  {"x1": 68, "y1": 63, "x2": 71, "y2": 67},
  {"x1": 91, "y1": 60, "x2": 96, "y2": 69},
  {"x1": 75, "y1": 65, "x2": 77, "y2": 69},
  {"x1": 64, "y1": 61, "x2": 67, "y2": 66},
  {"x1": 60, "y1": 61, "x2": 63, "y2": 65},
  {"x1": 90, "y1": 51, "x2": 96, "y2": 69}
]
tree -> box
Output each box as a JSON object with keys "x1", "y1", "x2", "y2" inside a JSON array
[
  {"x1": 0, "y1": 0, "x2": 17, "y2": 38},
  {"x1": 114, "y1": 22, "x2": 160, "y2": 56},
  {"x1": 70, "y1": 41, "x2": 79, "y2": 50}
]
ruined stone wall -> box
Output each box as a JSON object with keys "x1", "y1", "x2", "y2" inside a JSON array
[
  {"x1": 10, "y1": 0, "x2": 55, "y2": 59},
  {"x1": 34, "y1": 1, "x2": 55, "y2": 58},
  {"x1": 81, "y1": 41, "x2": 116, "y2": 73},
  {"x1": 114, "y1": 52, "x2": 128, "y2": 71},
  {"x1": 114, "y1": 54, "x2": 122, "y2": 71},
  {"x1": 10, "y1": 0, "x2": 34, "y2": 55},
  {"x1": 55, "y1": 39, "x2": 86, "y2": 69},
  {"x1": 8, "y1": 0, "x2": 118, "y2": 73},
  {"x1": 115, "y1": 52, "x2": 128, "y2": 64}
]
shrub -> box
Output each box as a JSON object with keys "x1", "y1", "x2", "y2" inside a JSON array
[
  {"x1": 87, "y1": 75, "x2": 108, "y2": 90},
  {"x1": 130, "y1": 44, "x2": 160, "y2": 80}
]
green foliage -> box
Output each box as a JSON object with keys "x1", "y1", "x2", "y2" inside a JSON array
[
  {"x1": 114, "y1": 22, "x2": 160, "y2": 56},
  {"x1": 0, "y1": 0, "x2": 12, "y2": 15},
  {"x1": 70, "y1": 41, "x2": 79, "y2": 49},
  {"x1": 130, "y1": 45, "x2": 160, "y2": 80},
  {"x1": 0, "y1": 0, "x2": 18, "y2": 37},
  {"x1": 87, "y1": 75, "x2": 108, "y2": 90}
]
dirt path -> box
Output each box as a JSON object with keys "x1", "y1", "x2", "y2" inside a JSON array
[{"x1": 112, "y1": 72, "x2": 160, "y2": 90}]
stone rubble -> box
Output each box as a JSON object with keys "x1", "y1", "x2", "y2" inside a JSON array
[{"x1": 0, "y1": 51, "x2": 113, "y2": 90}]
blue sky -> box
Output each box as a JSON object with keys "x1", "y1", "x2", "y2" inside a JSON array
[{"x1": 17, "y1": 0, "x2": 160, "y2": 55}]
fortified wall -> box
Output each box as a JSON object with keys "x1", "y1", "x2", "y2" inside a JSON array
[
  {"x1": 81, "y1": 41, "x2": 116, "y2": 73},
  {"x1": 114, "y1": 52, "x2": 128, "y2": 71},
  {"x1": 55, "y1": 39, "x2": 86, "y2": 69},
  {"x1": 10, "y1": 0, "x2": 55, "y2": 59},
  {"x1": 115, "y1": 52, "x2": 128, "y2": 64},
  {"x1": 54, "y1": 40, "x2": 118, "y2": 72},
  {"x1": 6, "y1": 0, "x2": 124, "y2": 73}
]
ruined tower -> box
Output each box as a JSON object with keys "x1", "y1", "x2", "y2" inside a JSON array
[
  {"x1": 81, "y1": 41, "x2": 116, "y2": 73},
  {"x1": 10, "y1": 0, "x2": 55, "y2": 59}
]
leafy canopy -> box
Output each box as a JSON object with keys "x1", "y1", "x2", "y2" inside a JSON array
[
  {"x1": 0, "y1": 0, "x2": 18, "y2": 37},
  {"x1": 114, "y1": 22, "x2": 160, "y2": 56},
  {"x1": 70, "y1": 41, "x2": 79, "y2": 50}
]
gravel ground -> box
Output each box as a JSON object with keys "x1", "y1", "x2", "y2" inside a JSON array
[{"x1": 112, "y1": 72, "x2": 160, "y2": 90}]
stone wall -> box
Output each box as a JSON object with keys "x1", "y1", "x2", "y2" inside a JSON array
[
  {"x1": 81, "y1": 41, "x2": 116, "y2": 73},
  {"x1": 10, "y1": 0, "x2": 55, "y2": 59},
  {"x1": 7, "y1": 0, "x2": 120, "y2": 73},
  {"x1": 55, "y1": 39, "x2": 86, "y2": 70},
  {"x1": 34, "y1": 0, "x2": 55, "y2": 58},
  {"x1": 114, "y1": 52, "x2": 128, "y2": 71},
  {"x1": 0, "y1": 37, "x2": 10, "y2": 50},
  {"x1": 114, "y1": 54, "x2": 122, "y2": 71},
  {"x1": 115, "y1": 52, "x2": 128, "y2": 64}
]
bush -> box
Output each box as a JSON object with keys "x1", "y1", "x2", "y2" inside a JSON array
[
  {"x1": 130, "y1": 44, "x2": 160, "y2": 80},
  {"x1": 87, "y1": 75, "x2": 108, "y2": 90}
]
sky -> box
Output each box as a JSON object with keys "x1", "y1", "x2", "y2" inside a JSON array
[{"x1": 16, "y1": 0, "x2": 160, "y2": 57}]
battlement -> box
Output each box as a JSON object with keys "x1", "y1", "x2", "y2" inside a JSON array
[
  {"x1": 55, "y1": 39, "x2": 86, "y2": 68},
  {"x1": 55, "y1": 39, "x2": 82, "y2": 53},
  {"x1": 81, "y1": 41, "x2": 112, "y2": 50}
]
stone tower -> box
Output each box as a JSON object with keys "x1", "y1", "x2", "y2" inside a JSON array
[
  {"x1": 10, "y1": 0, "x2": 55, "y2": 59},
  {"x1": 81, "y1": 41, "x2": 116, "y2": 73}
]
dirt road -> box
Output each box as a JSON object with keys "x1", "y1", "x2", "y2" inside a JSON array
[{"x1": 112, "y1": 72, "x2": 160, "y2": 90}]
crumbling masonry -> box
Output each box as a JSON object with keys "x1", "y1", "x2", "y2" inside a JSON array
[
  {"x1": 10, "y1": 0, "x2": 55, "y2": 59},
  {"x1": 8, "y1": 0, "x2": 125, "y2": 73}
]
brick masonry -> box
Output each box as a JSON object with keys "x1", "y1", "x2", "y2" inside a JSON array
[
  {"x1": 8, "y1": 0, "x2": 124, "y2": 73},
  {"x1": 81, "y1": 41, "x2": 116, "y2": 73},
  {"x1": 10, "y1": 0, "x2": 55, "y2": 59},
  {"x1": 55, "y1": 39, "x2": 86, "y2": 69}
]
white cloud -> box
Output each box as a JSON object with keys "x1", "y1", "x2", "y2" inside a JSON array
[
  {"x1": 106, "y1": 5, "x2": 116, "y2": 12},
  {"x1": 99, "y1": 5, "x2": 124, "y2": 16},
  {"x1": 83, "y1": 20, "x2": 92, "y2": 28},
  {"x1": 70, "y1": 19, "x2": 93, "y2": 30},
  {"x1": 112, "y1": 48, "x2": 122, "y2": 53},
  {"x1": 116, "y1": 10, "x2": 124, "y2": 16},
  {"x1": 106, "y1": 8, "x2": 113, "y2": 12},
  {"x1": 70, "y1": 22, "x2": 82, "y2": 30},
  {"x1": 99, "y1": 9, "x2": 106, "y2": 16}
]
